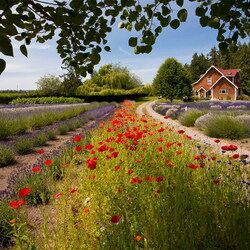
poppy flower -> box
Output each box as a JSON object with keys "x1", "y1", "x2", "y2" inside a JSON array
[
  {"x1": 37, "y1": 150, "x2": 45, "y2": 154},
  {"x1": 84, "y1": 209, "x2": 90, "y2": 213},
  {"x1": 178, "y1": 130, "x2": 185, "y2": 134},
  {"x1": 240, "y1": 154, "x2": 248, "y2": 159},
  {"x1": 128, "y1": 170, "x2": 134, "y2": 174},
  {"x1": 164, "y1": 116, "x2": 169, "y2": 119},
  {"x1": 167, "y1": 163, "x2": 173, "y2": 167},
  {"x1": 54, "y1": 193, "x2": 62, "y2": 199},
  {"x1": 44, "y1": 160, "x2": 52, "y2": 165},
  {"x1": 166, "y1": 142, "x2": 173, "y2": 148},
  {"x1": 130, "y1": 178, "x2": 138, "y2": 183},
  {"x1": 61, "y1": 163, "x2": 68, "y2": 167},
  {"x1": 9, "y1": 219, "x2": 16, "y2": 223},
  {"x1": 221, "y1": 145, "x2": 238, "y2": 151},
  {"x1": 86, "y1": 144, "x2": 94, "y2": 150},
  {"x1": 73, "y1": 135, "x2": 82, "y2": 142},
  {"x1": 86, "y1": 159, "x2": 97, "y2": 170},
  {"x1": 214, "y1": 139, "x2": 220, "y2": 143},
  {"x1": 70, "y1": 189, "x2": 77, "y2": 194},
  {"x1": 9, "y1": 199, "x2": 24, "y2": 209},
  {"x1": 98, "y1": 145, "x2": 108, "y2": 152},
  {"x1": 142, "y1": 147, "x2": 147, "y2": 150},
  {"x1": 158, "y1": 128, "x2": 164, "y2": 132},
  {"x1": 145, "y1": 177, "x2": 154, "y2": 181},
  {"x1": 176, "y1": 151, "x2": 182, "y2": 154},
  {"x1": 117, "y1": 187, "x2": 123, "y2": 192},
  {"x1": 156, "y1": 190, "x2": 161, "y2": 193},
  {"x1": 158, "y1": 147, "x2": 163, "y2": 152},
  {"x1": 211, "y1": 156, "x2": 216, "y2": 160},
  {"x1": 188, "y1": 164, "x2": 198, "y2": 169},
  {"x1": 158, "y1": 139, "x2": 164, "y2": 142},
  {"x1": 32, "y1": 167, "x2": 40, "y2": 172},
  {"x1": 177, "y1": 143, "x2": 182, "y2": 146},
  {"x1": 213, "y1": 180, "x2": 220, "y2": 184},
  {"x1": 19, "y1": 188, "x2": 31, "y2": 198},
  {"x1": 135, "y1": 236, "x2": 141, "y2": 241},
  {"x1": 156, "y1": 177, "x2": 164, "y2": 182},
  {"x1": 232, "y1": 154, "x2": 239, "y2": 159},
  {"x1": 75, "y1": 146, "x2": 83, "y2": 151},
  {"x1": 110, "y1": 152, "x2": 119, "y2": 158},
  {"x1": 110, "y1": 216, "x2": 121, "y2": 223},
  {"x1": 114, "y1": 165, "x2": 121, "y2": 171}
]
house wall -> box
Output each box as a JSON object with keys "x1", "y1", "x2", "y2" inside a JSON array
[
  {"x1": 193, "y1": 68, "x2": 222, "y2": 96},
  {"x1": 212, "y1": 78, "x2": 236, "y2": 100}
]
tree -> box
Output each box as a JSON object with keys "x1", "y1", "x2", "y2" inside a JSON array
[
  {"x1": 189, "y1": 53, "x2": 209, "y2": 81},
  {"x1": 153, "y1": 58, "x2": 192, "y2": 102},
  {"x1": 36, "y1": 74, "x2": 62, "y2": 96},
  {"x1": 0, "y1": 0, "x2": 249, "y2": 76}
]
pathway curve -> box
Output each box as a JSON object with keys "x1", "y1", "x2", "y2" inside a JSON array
[{"x1": 136, "y1": 101, "x2": 250, "y2": 157}]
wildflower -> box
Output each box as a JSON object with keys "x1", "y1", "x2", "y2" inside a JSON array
[
  {"x1": 177, "y1": 143, "x2": 182, "y2": 146},
  {"x1": 9, "y1": 199, "x2": 24, "y2": 209},
  {"x1": 37, "y1": 150, "x2": 45, "y2": 154},
  {"x1": 128, "y1": 170, "x2": 134, "y2": 174},
  {"x1": 110, "y1": 216, "x2": 121, "y2": 223},
  {"x1": 9, "y1": 219, "x2": 16, "y2": 223},
  {"x1": 176, "y1": 151, "x2": 182, "y2": 154},
  {"x1": 158, "y1": 128, "x2": 164, "y2": 132},
  {"x1": 145, "y1": 177, "x2": 154, "y2": 181},
  {"x1": 214, "y1": 139, "x2": 220, "y2": 143},
  {"x1": 135, "y1": 236, "x2": 141, "y2": 241},
  {"x1": 164, "y1": 116, "x2": 169, "y2": 119},
  {"x1": 213, "y1": 180, "x2": 220, "y2": 184},
  {"x1": 32, "y1": 167, "x2": 40, "y2": 172},
  {"x1": 84, "y1": 209, "x2": 90, "y2": 213},
  {"x1": 232, "y1": 154, "x2": 239, "y2": 159},
  {"x1": 86, "y1": 144, "x2": 94, "y2": 150},
  {"x1": 188, "y1": 164, "x2": 198, "y2": 169},
  {"x1": 86, "y1": 159, "x2": 97, "y2": 170},
  {"x1": 156, "y1": 176, "x2": 164, "y2": 182},
  {"x1": 61, "y1": 163, "x2": 68, "y2": 167},
  {"x1": 70, "y1": 189, "x2": 77, "y2": 194},
  {"x1": 98, "y1": 145, "x2": 108, "y2": 152},
  {"x1": 54, "y1": 193, "x2": 62, "y2": 199},
  {"x1": 118, "y1": 187, "x2": 123, "y2": 192},
  {"x1": 44, "y1": 160, "x2": 52, "y2": 165},
  {"x1": 156, "y1": 190, "x2": 161, "y2": 193},
  {"x1": 221, "y1": 145, "x2": 238, "y2": 151},
  {"x1": 75, "y1": 146, "x2": 83, "y2": 151},
  {"x1": 73, "y1": 135, "x2": 82, "y2": 141},
  {"x1": 211, "y1": 156, "x2": 216, "y2": 160},
  {"x1": 240, "y1": 154, "x2": 248, "y2": 159},
  {"x1": 114, "y1": 165, "x2": 121, "y2": 171},
  {"x1": 19, "y1": 188, "x2": 31, "y2": 198},
  {"x1": 158, "y1": 147, "x2": 163, "y2": 152},
  {"x1": 178, "y1": 130, "x2": 185, "y2": 134}
]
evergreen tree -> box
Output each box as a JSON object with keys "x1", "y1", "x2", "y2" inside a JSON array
[
  {"x1": 189, "y1": 53, "x2": 209, "y2": 81},
  {"x1": 153, "y1": 58, "x2": 192, "y2": 102}
]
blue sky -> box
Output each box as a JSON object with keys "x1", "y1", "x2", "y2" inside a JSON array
[{"x1": 0, "y1": 2, "x2": 247, "y2": 90}]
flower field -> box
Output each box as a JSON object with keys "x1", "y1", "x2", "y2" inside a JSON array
[{"x1": 1, "y1": 100, "x2": 249, "y2": 249}]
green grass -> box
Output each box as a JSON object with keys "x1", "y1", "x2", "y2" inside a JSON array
[
  {"x1": 133, "y1": 96, "x2": 157, "y2": 105},
  {"x1": 178, "y1": 109, "x2": 208, "y2": 127},
  {"x1": 0, "y1": 147, "x2": 16, "y2": 167}
]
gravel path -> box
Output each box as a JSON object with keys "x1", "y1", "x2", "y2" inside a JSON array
[{"x1": 136, "y1": 101, "x2": 250, "y2": 157}]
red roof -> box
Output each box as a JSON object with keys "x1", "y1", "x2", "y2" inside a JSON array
[{"x1": 214, "y1": 66, "x2": 240, "y2": 77}]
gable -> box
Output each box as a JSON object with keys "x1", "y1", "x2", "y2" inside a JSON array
[{"x1": 209, "y1": 76, "x2": 238, "y2": 90}]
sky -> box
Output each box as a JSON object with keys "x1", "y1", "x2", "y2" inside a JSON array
[{"x1": 0, "y1": 1, "x2": 248, "y2": 91}]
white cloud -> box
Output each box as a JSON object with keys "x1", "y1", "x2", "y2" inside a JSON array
[
  {"x1": 118, "y1": 47, "x2": 131, "y2": 56},
  {"x1": 13, "y1": 43, "x2": 51, "y2": 50}
]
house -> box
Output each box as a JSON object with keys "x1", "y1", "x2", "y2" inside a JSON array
[{"x1": 192, "y1": 65, "x2": 241, "y2": 100}]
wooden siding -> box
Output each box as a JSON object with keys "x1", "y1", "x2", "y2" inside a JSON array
[{"x1": 212, "y1": 78, "x2": 236, "y2": 100}]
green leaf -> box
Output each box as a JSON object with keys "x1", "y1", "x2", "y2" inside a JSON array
[
  {"x1": 110, "y1": 17, "x2": 116, "y2": 25},
  {"x1": 196, "y1": 7, "x2": 206, "y2": 17},
  {"x1": 145, "y1": 45, "x2": 152, "y2": 53},
  {"x1": 219, "y1": 42, "x2": 228, "y2": 50},
  {"x1": 0, "y1": 58, "x2": 6, "y2": 75},
  {"x1": 160, "y1": 16, "x2": 171, "y2": 27},
  {"x1": 200, "y1": 16, "x2": 210, "y2": 27},
  {"x1": 134, "y1": 46, "x2": 140, "y2": 54},
  {"x1": 20, "y1": 45, "x2": 28, "y2": 57},
  {"x1": 176, "y1": 0, "x2": 184, "y2": 7},
  {"x1": 162, "y1": 6, "x2": 170, "y2": 16},
  {"x1": 6, "y1": 25, "x2": 18, "y2": 36},
  {"x1": 177, "y1": 9, "x2": 188, "y2": 22},
  {"x1": 118, "y1": 22, "x2": 124, "y2": 28},
  {"x1": 170, "y1": 19, "x2": 180, "y2": 29},
  {"x1": 0, "y1": 1, "x2": 8, "y2": 10},
  {"x1": 104, "y1": 46, "x2": 111, "y2": 52},
  {"x1": 0, "y1": 36, "x2": 13, "y2": 56},
  {"x1": 128, "y1": 37, "x2": 137, "y2": 47}
]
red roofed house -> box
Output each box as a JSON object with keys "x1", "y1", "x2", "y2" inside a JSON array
[{"x1": 192, "y1": 65, "x2": 241, "y2": 100}]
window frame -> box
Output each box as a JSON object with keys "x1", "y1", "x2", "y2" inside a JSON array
[
  {"x1": 219, "y1": 89, "x2": 228, "y2": 94},
  {"x1": 207, "y1": 78, "x2": 212, "y2": 85}
]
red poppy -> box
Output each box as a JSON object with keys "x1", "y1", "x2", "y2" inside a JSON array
[
  {"x1": 90, "y1": 151, "x2": 96, "y2": 154},
  {"x1": 9, "y1": 199, "x2": 24, "y2": 209},
  {"x1": 158, "y1": 147, "x2": 163, "y2": 152},
  {"x1": 145, "y1": 177, "x2": 154, "y2": 181},
  {"x1": 211, "y1": 156, "x2": 216, "y2": 160},
  {"x1": 86, "y1": 144, "x2": 94, "y2": 150},
  {"x1": 164, "y1": 116, "x2": 169, "y2": 119},
  {"x1": 240, "y1": 154, "x2": 249, "y2": 159},
  {"x1": 214, "y1": 139, "x2": 220, "y2": 143},
  {"x1": 166, "y1": 142, "x2": 173, "y2": 148},
  {"x1": 73, "y1": 135, "x2": 82, "y2": 141},
  {"x1": 200, "y1": 155, "x2": 206, "y2": 159},
  {"x1": 142, "y1": 147, "x2": 147, "y2": 150},
  {"x1": 110, "y1": 152, "x2": 119, "y2": 158},
  {"x1": 128, "y1": 170, "x2": 134, "y2": 174},
  {"x1": 158, "y1": 139, "x2": 164, "y2": 142},
  {"x1": 98, "y1": 145, "x2": 108, "y2": 152},
  {"x1": 188, "y1": 164, "x2": 198, "y2": 169},
  {"x1": 199, "y1": 162, "x2": 205, "y2": 168},
  {"x1": 118, "y1": 187, "x2": 123, "y2": 192},
  {"x1": 156, "y1": 177, "x2": 164, "y2": 182},
  {"x1": 178, "y1": 130, "x2": 185, "y2": 134},
  {"x1": 84, "y1": 209, "x2": 90, "y2": 213},
  {"x1": 61, "y1": 163, "x2": 68, "y2": 167},
  {"x1": 232, "y1": 154, "x2": 239, "y2": 159},
  {"x1": 167, "y1": 163, "x2": 173, "y2": 167},
  {"x1": 86, "y1": 159, "x2": 97, "y2": 170},
  {"x1": 177, "y1": 143, "x2": 182, "y2": 146},
  {"x1": 54, "y1": 193, "x2": 62, "y2": 199},
  {"x1": 158, "y1": 128, "x2": 164, "y2": 132},
  {"x1": 19, "y1": 188, "x2": 31, "y2": 198},
  {"x1": 156, "y1": 190, "x2": 161, "y2": 193},
  {"x1": 213, "y1": 180, "x2": 220, "y2": 184},
  {"x1": 70, "y1": 189, "x2": 77, "y2": 194},
  {"x1": 32, "y1": 167, "x2": 40, "y2": 172},
  {"x1": 114, "y1": 165, "x2": 121, "y2": 171},
  {"x1": 110, "y1": 216, "x2": 121, "y2": 223},
  {"x1": 221, "y1": 145, "x2": 238, "y2": 151},
  {"x1": 130, "y1": 178, "x2": 138, "y2": 183},
  {"x1": 44, "y1": 160, "x2": 52, "y2": 165},
  {"x1": 75, "y1": 146, "x2": 83, "y2": 151},
  {"x1": 194, "y1": 156, "x2": 200, "y2": 160},
  {"x1": 37, "y1": 150, "x2": 45, "y2": 154},
  {"x1": 176, "y1": 151, "x2": 182, "y2": 154}
]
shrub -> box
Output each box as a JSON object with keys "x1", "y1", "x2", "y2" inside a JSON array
[
  {"x1": 178, "y1": 109, "x2": 208, "y2": 127},
  {"x1": 14, "y1": 138, "x2": 34, "y2": 155},
  {"x1": 201, "y1": 115, "x2": 246, "y2": 139},
  {"x1": 33, "y1": 133, "x2": 48, "y2": 147},
  {"x1": 0, "y1": 147, "x2": 16, "y2": 167},
  {"x1": 47, "y1": 129, "x2": 57, "y2": 140},
  {"x1": 57, "y1": 125, "x2": 69, "y2": 135}
]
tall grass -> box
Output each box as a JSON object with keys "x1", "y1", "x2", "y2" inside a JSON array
[{"x1": 178, "y1": 109, "x2": 208, "y2": 127}]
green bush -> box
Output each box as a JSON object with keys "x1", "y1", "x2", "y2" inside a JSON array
[
  {"x1": 33, "y1": 133, "x2": 48, "y2": 147},
  {"x1": 202, "y1": 115, "x2": 247, "y2": 139},
  {"x1": 14, "y1": 138, "x2": 34, "y2": 155},
  {"x1": 0, "y1": 147, "x2": 16, "y2": 167},
  {"x1": 178, "y1": 109, "x2": 208, "y2": 127},
  {"x1": 47, "y1": 129, "x2": 57, "y2": 140}
]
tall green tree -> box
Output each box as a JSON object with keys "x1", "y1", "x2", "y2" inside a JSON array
[
  {"x1": 36, "y1": 74, "x2": 62, "y2": 96},
  {"x1": 153, "y1": 58, "x2": 192, "y2": 102},
  {"x1": 0, "y1": 0, "x2": 249, "y2": 76},
  {"x1": 189, "y1": 53, "x2": 209, "y2": 81}
]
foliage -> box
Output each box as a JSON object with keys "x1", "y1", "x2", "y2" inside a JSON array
[
  {"x1": 153, "y1": 58, "x2": 192, "y2": 102},
  {"x1": 0, "y1": 0, "x2": 249, "y2": 75},
  {"x1": 0, "y1": 147, "x2": 15, "y2": 167},
  {"x1": 178, "y1": 109, "x2": 208, "y2": 127},
  {"x1": 36, "y1": 75, "x2": 62, "y2": 96},
  {"x1": 10, "y1": 96, "x2": 84, "y2": 104},
  {"x1": 14, "y1": 138, "x2": 34, "y2": 155},
  {"x1": 0, "y1": 92, "x2": 41, "y2": 104}
]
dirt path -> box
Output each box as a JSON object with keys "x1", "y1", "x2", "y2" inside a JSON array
[{"x1": 136, "y1": 101, "x2": 250, "y2": 156}]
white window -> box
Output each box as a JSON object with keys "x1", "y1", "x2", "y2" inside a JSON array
[
  {"x1": 207, "y1": 78, "x2": 212, "y2": 85},
  {"x1": 219, "y1": 89, "x2": 228, "y2": 94}
]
